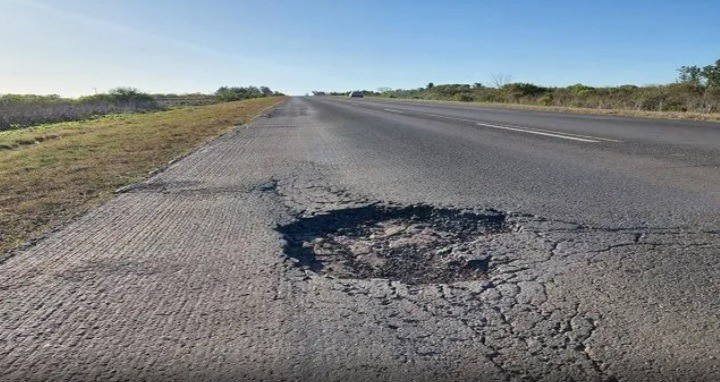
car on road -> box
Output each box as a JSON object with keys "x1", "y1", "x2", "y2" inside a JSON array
[{"x1": 349, "y1": 91, "x2": 364, "y2": 98}]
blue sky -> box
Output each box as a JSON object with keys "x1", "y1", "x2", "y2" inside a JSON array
[{"x1": 1, "y1": 0, "x2": 718, "y2": 96}]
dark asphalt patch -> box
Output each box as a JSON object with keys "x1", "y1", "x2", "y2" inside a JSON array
[{"x1": 277, "y1": 204, "x2": 508, "y2": 285}]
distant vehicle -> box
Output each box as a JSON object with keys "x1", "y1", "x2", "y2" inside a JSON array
[{"x1": 348, "y1": 91, "x2": 364, "y2": 98}]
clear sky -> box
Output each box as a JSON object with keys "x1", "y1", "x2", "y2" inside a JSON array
[{"x1": 2, "y1": 0, "x2": 719, "y2": 96}]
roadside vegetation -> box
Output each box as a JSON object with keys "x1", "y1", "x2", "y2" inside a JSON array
[
  {"x1": 0, "y1": 96, "x2": 283, "y2": 255},
  {"x1": 0, "y1": 88, "x2": 160, "y2": 131},
  {"x1": 152, "y1": 93, "x2": 217, "y2": 108},
  {"x1": 214, "y1": 86, "x2": 282, "y2": 102},
  {"x1": 1, "y1": 86, "x2": 282, "y2": 130},
  {"x1": 317, "y1": 59, "x2": 720, "y2": 121}
]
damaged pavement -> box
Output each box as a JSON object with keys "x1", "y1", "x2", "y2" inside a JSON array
[{"x1": 1, "y1": 98, "x2": 719, "y2": 381}]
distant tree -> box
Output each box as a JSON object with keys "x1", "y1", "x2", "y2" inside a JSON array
[
  {"x1": 491, "y1": 73, "x2": 513, "y2": 88},
  {"x1": 426, "y1": 82, "x2": 434, "y2": 89},
  {"x1": 108, "y1": 87, "x2": 142, "y2": 98},
  {"x1": 677, "y1": 59, "x2": 720, "y2": 94},
  {"x1": 702, "y1": 59, "x2": 720, "y2": 87},
  {"x1": 566, "y1": 83, "x2": 594, "y2": 93},
  {"x1": 677, "y1": 65, "x2": 704, "y2": 89}
]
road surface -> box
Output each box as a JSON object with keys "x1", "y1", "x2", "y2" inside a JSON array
[{"x1": 2, "y1": 97, "x2": 719, "y2": 381}]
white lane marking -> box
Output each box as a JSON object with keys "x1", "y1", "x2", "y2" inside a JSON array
[
  {"x1": 542, "y1": 131, "x2": 622, "y2": 143},
  {"x1": 420, "y1": 112, "x2": 617, "y2": 142},
  {"x1": 422, "y1": 113, "x2": 610, "y2": 142},
  {"x1": 475, "y1": 122, "x2": 601, "y2": 143},
  {"x1": 344, "y1": 100, "x2": 617, "y2": 143},
  {"x1": 505, "y1": 126, "x2": 622, "y2": 142}
]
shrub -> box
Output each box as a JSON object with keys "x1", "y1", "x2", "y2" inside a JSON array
[
  {"x1": 537, "y1": 93, "x2": 554, "y2": 106},
  {"x1": 456, "y1": 94, "x2": 474, "y2": 102}
]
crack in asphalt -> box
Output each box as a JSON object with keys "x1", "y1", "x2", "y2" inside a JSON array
[{"x1": 250, "y1": 167, "x2": 720, "y2": 381}]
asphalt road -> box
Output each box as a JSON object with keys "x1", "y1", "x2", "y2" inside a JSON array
[
  {"x1": 1, "y1": 97, "x2": 719, "y2": 382},
  {"x1": 311, "y1": 97, "x2": 720, "y2": 228}
]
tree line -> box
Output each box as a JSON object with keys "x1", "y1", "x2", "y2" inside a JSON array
[
  {"x1": 316, "y1": 59, "x2": 720, "y2": 114},
  {"x1": 214, "y1": 86, "x2": 281, "y2": 102}
]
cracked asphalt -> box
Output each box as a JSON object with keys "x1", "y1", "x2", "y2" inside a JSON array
[{"x1": 2, "y1": 97, "x2": 720, "y2": 381}]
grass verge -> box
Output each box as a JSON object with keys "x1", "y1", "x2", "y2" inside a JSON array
[
  {"x1": 367, "y1": 97, "x2": 720, "y2": 123},
  {"x1": 0, "y1": 96, "x2": 284, "y2": 255}
]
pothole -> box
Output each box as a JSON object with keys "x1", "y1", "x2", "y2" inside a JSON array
[{"x1": 277, "y1": 204, "x2": 509, "y2": 285}]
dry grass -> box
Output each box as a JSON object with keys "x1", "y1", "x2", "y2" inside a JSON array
[
  {"x1": 368, "y1": 97, "x2": 720, "y2": 123},
  {"x1": 0, "y1": 96, "x2": 284, "y2": 255}
]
